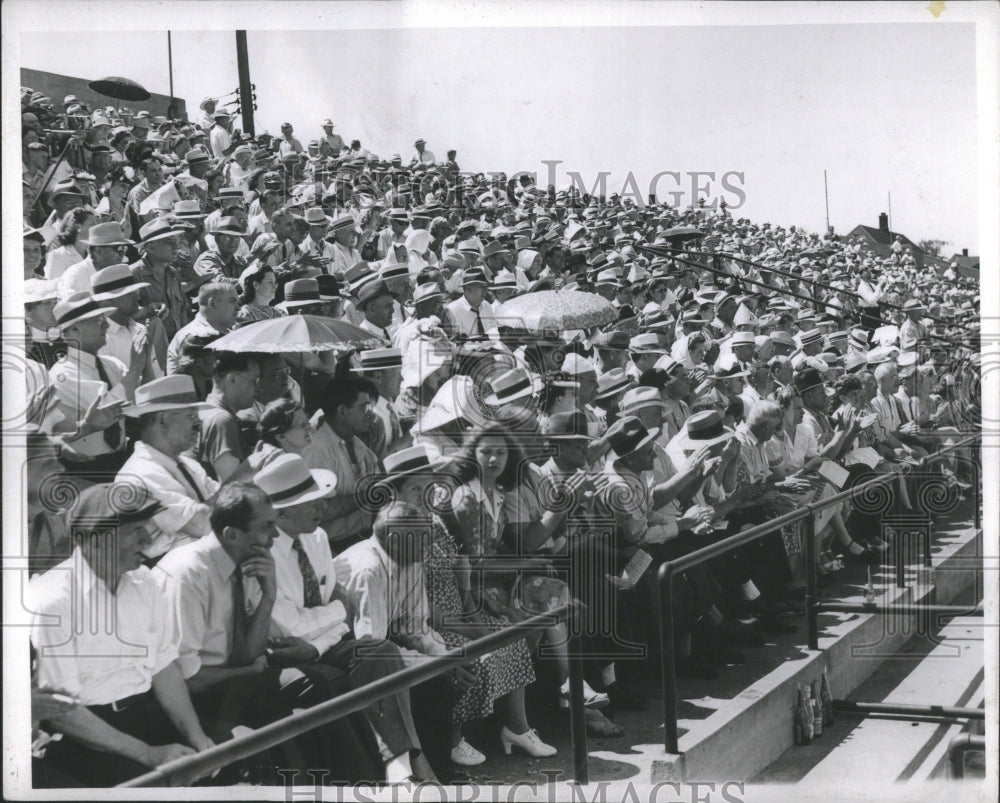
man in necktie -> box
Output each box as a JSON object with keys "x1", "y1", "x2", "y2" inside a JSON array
[
  {"x1": 446, "y1": 268, "x2": 496, "y2": 340},
  {"x1": 254, "y1": 454, "x2": 436, "y2": 783},
  {"x1": 356, "y1": 279, "x2": 398, "y2": 343},
  {"x1": 118, "y1": 375, "x2": 222, "y2": 564},
  {"x1": 154, "y1": 483, "x2": 379, "y2": 783}
]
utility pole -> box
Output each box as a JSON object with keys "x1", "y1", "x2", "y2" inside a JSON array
[
  {"x1": 823, "y1": 169, "x2": 830, "y2": 234},
  {"x1": 167, "y1": 31, "x2": 177, "y2": 119},
  {"x1": 235, "y1": 31, "x2": 255, "y2": 137},
  {"x1": 887, "y1": 191, "x2": 892, "y2": 231}
]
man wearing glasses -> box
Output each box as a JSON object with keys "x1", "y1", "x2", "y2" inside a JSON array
[
  {"x1": 190, "y1": 351, "x2": 260, "y2": 483},
  {"x1": 56, "y1": 221, "x2": 132, "y2": 299}
]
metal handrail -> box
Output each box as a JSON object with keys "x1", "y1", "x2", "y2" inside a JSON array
[
  {"x1": 949, "y1": 733, "x2": 986, "y2": 779},
  {"x1": 118, "y1": 601, "x2": 588, "y2": 787},
  {"x1": 657, "y1": 435, "x2": 979, "y2": 754}
]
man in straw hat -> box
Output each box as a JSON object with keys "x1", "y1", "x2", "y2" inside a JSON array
[
  {"x1": 117, "y1": 375, "x2": 217, "y2": 564},
  {"x1": 253, "y1": 452, "x2": 436, "y2": 783},
  {"x1": 49, "y1": 292, "x2": 151, "y2": 477},
  {"x1": 353, "y1": 347, "x2": 407, "y2": 458},
  {"x1": 129, "y1": 217, "x2": 191, "y2": 363},
  {"x1": 29, "y1": 483, "x2": 216, "y2": 787},
  {"x1": 56, "y1": 220, "x2": 134, "y2": 299},
  {"x1": 90, "y1": 262, "x2": 162, "y2": 380}
]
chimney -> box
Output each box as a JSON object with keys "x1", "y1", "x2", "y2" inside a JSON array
[
  {"x1": 962, "y1": 248, "x2": 969, "y2": 257},
  {"x1": 878, "y1": 213, "x2": 889, "y2": 231}
]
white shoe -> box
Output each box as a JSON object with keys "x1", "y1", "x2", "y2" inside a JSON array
[
  {"x1": 500, "y1": 726, "x2": 557, "y2": 757},
  {"x1": 450, "y1": 738, "x2": 486, "y2": 766},
  {"x1": 559, "y1": 679, "x2": 609, "y2": 709}
]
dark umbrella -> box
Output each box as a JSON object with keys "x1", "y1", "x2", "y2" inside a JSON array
[
  {"x1": 87, "y1": 76, "x2": 151, "y2": 104},
  {"x1": 660, "y1": 226, "x2": 705, "y2": 242}
]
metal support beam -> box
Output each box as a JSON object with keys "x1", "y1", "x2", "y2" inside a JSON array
[{"x1": 834, "y1": 700, "x2": 985, "y2": 720}]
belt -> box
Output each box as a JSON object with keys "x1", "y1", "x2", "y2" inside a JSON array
[{"x1": 95, "y1": 690, "x2": 150, "y2": 714}]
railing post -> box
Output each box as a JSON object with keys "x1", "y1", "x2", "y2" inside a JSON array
[
  {"x1": 973, "y1": 457, "x2": 981, "y2": 531},
  {"x1": 658, "y1": 564, "x2": 679, "y2": 754},
  {"x1": 803, "y1": 516, "x2": 818, "y2": 651},
  {"x1": 566, "y1": 603, "x2": 589, "y2": 785}
]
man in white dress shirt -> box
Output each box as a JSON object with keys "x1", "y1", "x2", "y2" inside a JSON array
[
  {"x1": 92, "y1": 263, "x2": 162, "y2": 380},
  {"x1": 445, "y1": 268, "x2": 497, "y2": 340},
  {"x1": 30, "y1": 484, "x2": 214, "y2": 787},
  {"x1": 356, "y1": 279, "x2": 398, "y2": 343},
  {"x1": 252, "y1": 454, "x2": 434, "y2": 783},
  {"x1": 328, "y1": 214, "x2": 362, "y2": 276},
  {"x1": 354, "y1": 347, "x2": 407, "y2": 459},
  {"x1": 57, "y1": 221, "x2": 133, "y2": 300},
  {"x1": 118, "y1": 376, "x2": 220, "y2": 564}
]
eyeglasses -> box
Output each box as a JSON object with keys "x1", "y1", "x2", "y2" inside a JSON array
[{"x1": 231, "y1": 371, "x2": 260, "y2": 385}]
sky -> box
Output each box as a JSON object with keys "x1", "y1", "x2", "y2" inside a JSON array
[{"x1": 9, "y1": 7, "x2": 984, "y2": 254}]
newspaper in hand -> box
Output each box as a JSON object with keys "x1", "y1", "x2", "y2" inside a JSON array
[{"x1": 620, "y1": 548, "x2": 653, "y2": 589}]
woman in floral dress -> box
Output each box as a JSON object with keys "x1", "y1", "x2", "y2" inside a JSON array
[{"x1": 380, "y1": 445, "x2": 555, "y2": 767}]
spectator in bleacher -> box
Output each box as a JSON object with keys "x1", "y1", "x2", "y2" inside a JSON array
[
  {"x1": 30, "y1": 484, "x2": 215, "y2": 787},
  {"x1": 118, "y1": 375, "x2": 219, "y2": 564},
  {"x1": 254, "y1": 453, "x2": 436, "y2": 782},
  {"x1": 44, "y1": 208, "x2": 96, "y2": 281},
  {"x1": 166, "y1": 282, "x2": 238, "y2": 375}
]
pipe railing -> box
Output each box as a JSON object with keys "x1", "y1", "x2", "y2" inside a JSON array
[
  {"x1": 948, "y1": 733, "x2": 986, "y2": 779},
  {"x1": 657, "y1": 435, "x2": 979, "y2": 754},
  {"x1": 119, "y1": 602, "x2": 588, "y2": 788}
]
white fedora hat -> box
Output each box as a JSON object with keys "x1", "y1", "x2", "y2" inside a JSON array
[{"x1": 254, "y1": 452, "x2": 337, "y2": 508}]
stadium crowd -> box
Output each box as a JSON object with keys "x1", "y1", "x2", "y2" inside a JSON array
[{"x1": 18, "y1": 88, "x2": 981, "y2": 787}]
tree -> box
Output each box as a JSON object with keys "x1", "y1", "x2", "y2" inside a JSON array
[{"x1": 918, "y1": 239, "x2": 950, "y2": 257}]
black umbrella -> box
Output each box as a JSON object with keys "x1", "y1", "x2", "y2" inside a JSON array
[
  {"x1": 87, "y1": 76, "x2": 151, "y2": 103},
  {"x1": 660, "y1": 226, "x2": 705, "y2": 242}
]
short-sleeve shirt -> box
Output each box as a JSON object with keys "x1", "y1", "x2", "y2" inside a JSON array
[
  {"x1": 192, "y1": 395, "x2": 248, "y2": 478},
  {"x1": 30, "y1": 548, "x2": 179, "y2": 705}
]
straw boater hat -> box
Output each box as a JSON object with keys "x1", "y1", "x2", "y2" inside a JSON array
[
  {"x1": 124, "y1": 375, "x2": 211, "y2": 416},
  {"x1": 91, "y1": 264, "x2": 150, "y2": 301},
  {"x1": 380, "y1": 445, "x2": 443, "y2": 485},
  {"x1": 172, "y1": 199, "x2": 207, "y2": 221},
  {"x1": 606, "y1": 415, "x2": 660, "y2": 461},
  {"x1": 483, "y1": 368, "x2": 542, "y2": 406},
  {"x1": 254, "y1": 452, "x2": 338, "y2": 509},
  {"x1": 53, "y1": 292, "x2": 114, "y2": 332},
  {"x1": 354, "y1": 348, "x2": 403, "y2": 372}
]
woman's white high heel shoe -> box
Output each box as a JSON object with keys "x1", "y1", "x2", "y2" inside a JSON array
[
  {"x1": 500, "y1": 726, "x2": 557, "y2": 757},
  {"x1": 450, "y1": 738, "x2": 486, "y2": 766}
]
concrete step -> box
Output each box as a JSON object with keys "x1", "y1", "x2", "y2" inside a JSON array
[
  {"x1": 755, "y1": 614, "x2": 984, "y2": 785},
  {"x1": 648, "y1": 507, "x2": 983, "y2": 782}
]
